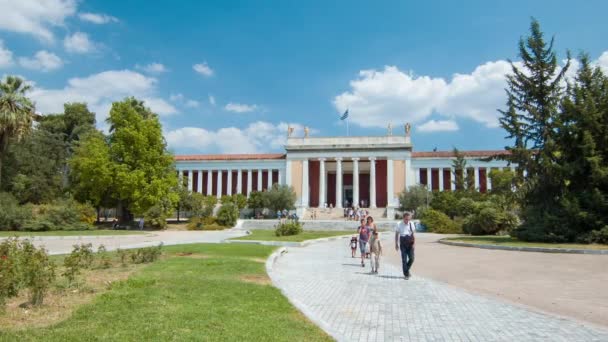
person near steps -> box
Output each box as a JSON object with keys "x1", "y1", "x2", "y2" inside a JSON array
[{"x1": 395, "y1": 212, "x2": 415, "y2": 279}]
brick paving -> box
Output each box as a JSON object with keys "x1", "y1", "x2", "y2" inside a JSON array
[{"x1": 269, "y1": 236, "x2": 608, "y2": 342}]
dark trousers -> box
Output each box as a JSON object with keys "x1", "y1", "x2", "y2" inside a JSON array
[{"x1": 399, "y1": 237, "x2": 415, "y2": 275}]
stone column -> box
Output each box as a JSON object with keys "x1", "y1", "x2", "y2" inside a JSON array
[
  {"x1": 426, "y1": 168, "x2": 432, "y2": 191},
  {"x1": 217, "y1": 170, "x2": 223, "y2": 199},
  {"x1": 369, "y1": 157, "x2": 376, "y2": 208},
  {"x1": 236, "y1": 169, "x2": 242, "y2": 194},
  {"x1": 285, "y1": 161, "x2": 292, "y2": 186},
  {"x1": 206, "y1": 171, "x2": 213, "y2": 196},
  {"x1": 257, "y1": 169, "x2": 262, "y2": 192},
  {"x1": 278, "y1": 169, "x2": 284, "y2": 185},
  {"x1": 474, "y1": 167, "x2": 480, "y2": 190},
  {"x1": 178, "y1": 169, "x2": 183, "y2": 187},
  {"x1": 352, "y1": 158, "x2": 360, "y2": 208},
  {"x1": 302, "y1": 159, "x2": 309, "y2": 207},
  {"x1": 247, "y1": 170, "x2": 253, "y2": 197},
  {"x1": 487, "y1": 168, "x2": 493, "y2": 191},
  {"x1": 197, "y1": 170, "x2": 203, "y2": 193},
  {"x1": 438, "y1": 168, "x2": 444, "y2": 192},
  {"x1": 405, "y1": 157, "x2": 414, "y2": 189},
  {"x1": 414, "y1": 168, "x2": 420, "y2": 184},
  {"x1": 227, "y1": 169, "x2": 233, "y2": 196},
  {"x1": 451, "y1": 168, "x2": 456, "y2": 191},
  {"x1": 187, "y1": 170, "x2": 193, "y2": 192},
  {"x1": 267, "y1": 169, "x2": 273, "y2": 189},
  {"x1": 387, "y1": 159, "x2": 394, "y2": 206},
  {"x1": 335, "y1": 158, "x2": 343, "y2": 208},
  {"x1": 319, "y1": 158, "x2": 326, "y2": 207}
]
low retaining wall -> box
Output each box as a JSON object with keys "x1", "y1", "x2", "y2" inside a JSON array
[{"x1": 239, "y1": 219, "x2": 399, "y2": 231}]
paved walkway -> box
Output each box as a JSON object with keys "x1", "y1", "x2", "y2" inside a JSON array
[
  {"x1": 269, "y1": 236, "x2": 608, "y2": 342},
  {"x1": 26, "y1": 230, "x2": 246, "y2": 255}
]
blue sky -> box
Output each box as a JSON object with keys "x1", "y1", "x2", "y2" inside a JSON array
[{"x1": 1, "y1": 0, "x2": 607, "y2": 154}]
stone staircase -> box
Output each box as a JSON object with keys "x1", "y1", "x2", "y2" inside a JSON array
[{"x1": 307, "y1": 207, "x2": 387, "y2": 220}]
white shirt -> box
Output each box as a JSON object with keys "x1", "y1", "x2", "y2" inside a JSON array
[{"x1": 395, "y1": 220, "x2": 415, "y2": 237}]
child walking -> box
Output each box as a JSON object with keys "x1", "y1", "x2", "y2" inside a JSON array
[
  {"x1": 350, "y1": 236, "x2": 358, "y2": 258},
  {"x1": 370, "y1": 231, "x2": 383, "y2": 274}
]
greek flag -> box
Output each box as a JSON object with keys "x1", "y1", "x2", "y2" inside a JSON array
[{"x1": 340, "y1": 109, "x2": 349, "y2": 120}]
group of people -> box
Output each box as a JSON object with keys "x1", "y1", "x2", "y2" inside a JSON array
[
  {"x1": 349, "y1": 212, "x2": 416, "y2": 279},
  {"x1": 344, "y1": 207, "x2": 368, "y2": 221},
  {"x1": 276, "y1": 209, "x2": 298, "y2": 222}
]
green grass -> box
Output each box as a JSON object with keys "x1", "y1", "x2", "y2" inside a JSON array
[
  {"x1": 444, "y1": 236, "x2": 608, "y2": 250},
  {"x1": 0, "y1": 230, "x2": 148, "y2": 237},
  {"x1": 0, "y1": 243, "x2": 331, "y2": 341},
  {"x1": 233, "y1": 229, "x2": 354, "y2": 242}
]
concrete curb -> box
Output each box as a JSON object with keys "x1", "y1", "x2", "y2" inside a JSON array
[
  {"x1": 224, "y1": 234, "x2": 353, "y2": 247},
  {"x1": 265, "y1": 246, "x2": 343, "y2": 342},
  {"x1": 439, "y1": 239, "x2": 608, "y2": 255},
  {"x1": 0, "y1": 232, "x2": 156, "y2": 241}
]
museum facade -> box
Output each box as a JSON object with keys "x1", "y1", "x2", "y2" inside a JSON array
[{"x1": 174, "y1": 127, "x2": 513, "y2": 215}]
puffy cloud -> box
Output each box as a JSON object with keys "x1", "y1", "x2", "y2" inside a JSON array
[
  {"x1": 0, "y1": 40, "x2": 13, "y2": 68},
  {"x1": 64, "y1": 32, "x2": 95, "y2": 54},
  {"x1": 0, "y1": 0, "x2": 77, "y2": 42},
  {"x1": 166, "y1": 121, "x2": 306, "y2": 153},
  {"x1": 225, "y1": 102, "x2": 257, "y2": 113},
  {"x1": 208, "y1": 95, "x2": 216, "y2": 106},
  {"x1": 29, "y1": 70, "x2": 177, "y2": 125},
  {"x1": 18, "y1": 50, "x2": 63, "y2": 72},
  {"x1": 185, "y1": 99, "x2": 199, "y2": 108},
  {"x1": 136, "y1": 62, "x2": 167, "y2": 74},
  {"x1": 193, "y1": 62, "x2": 213, "y2": 77},
  {"x1": 417, "y1": 120, "x2": 459, "y2": 133},
  {"x1": 78, "y1": 12, "x2": 118, "y2": 24},
  {"x1": 170, "y1": 93, "x2": 199, "y2": 108}
]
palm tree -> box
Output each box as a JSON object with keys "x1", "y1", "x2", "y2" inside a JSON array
[{"x1": 0, "y1": 76, "x2": 35, "y2": 187}]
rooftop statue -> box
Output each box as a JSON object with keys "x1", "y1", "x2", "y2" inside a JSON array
[
  {"x1": 405, "y1": 123, "x2": 411, "y2": 137},
  {"x1": 387, "y1": 123, "x2": 392, "y2": 136},
  {"x1": 287, "y1": 125, "x2": 294, "y2": 137},
  {"x1": 304, "y1": 126, "x2": 310, "y2": 138}
]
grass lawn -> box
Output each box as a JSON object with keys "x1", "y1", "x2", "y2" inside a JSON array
[
  {"x1": 0, "y1": 230, "x2": 148, "y2": 237},
  {"x1": 233, "y1": 229, "x2": 354, "y2": 242},
  {"x1": 443, "y1": 236, "x2": 608, "y2": 250},
  {"x1": 0, "y1": 243, "x2": 331, "y2": 341}
]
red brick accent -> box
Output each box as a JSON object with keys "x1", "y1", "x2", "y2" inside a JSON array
[{"x1": 175, "y1": 154, "x2": 285, "y2": 161}]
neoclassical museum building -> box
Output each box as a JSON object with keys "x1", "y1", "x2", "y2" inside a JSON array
[{"x1": 174, "y1": 125, "x2": 513, "y2": 217}]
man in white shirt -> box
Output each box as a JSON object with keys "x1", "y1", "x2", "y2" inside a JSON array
[{"x1": 394, "y1": 212, "x2": 415, "y2": 279}]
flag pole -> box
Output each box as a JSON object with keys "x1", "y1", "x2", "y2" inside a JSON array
[{"x1": 347, "y1": 117, "x2": 349, "y2": 136}]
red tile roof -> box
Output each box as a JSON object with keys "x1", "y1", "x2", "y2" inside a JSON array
[
  {"x1": 412, "y1": 150, "x2": 509, "y2": 158},
  {"x1": 174, "y1": 153, "x2": 286, "y2": 161}
]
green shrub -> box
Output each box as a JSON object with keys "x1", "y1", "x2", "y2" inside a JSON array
[
  {"x1": 590, "y1": 226, "x2": 608, "y2": 244},
  {"x1": 456, "y1": 197, "x2": 476, "y2": 218},
  {"x1": 187, "y1": 216, "x2": 226, "y2": 230},
  {"x1": 216, "y1": 203, "x2": 239, "y2": 227},
  {"x1": 419, "y1": 209, "x2": 462, "y2": 234},
  {"x1": 430, "y1": 191, "x2": 459, "y2": 218},
  {"x1": 0, "y1": 193, "x2": 33, "y2": 231},
  {"x1": 0, "y1": 238, "x2": 22, "y2": 308},
  {"x1": 130, "y1": 244, "x2": 163, "y2": 264},
  {"x1": 62, "y1": 243, "x2": 94, "y2": 286},
  {"x1": 97, "y1": 245, "x2": 112, "y2": 269},
  {"x1": 144, "y1": 205, "x2": 168, "y2": 229},
  {"x1": 462, "y1": 202, "x2": 519, "y2": 235},
  {"x1": 275, "y1": 221, "x2": 303, "y2": 236},
  {"x1": 116, "y1": 248, "x2": 129, "y2": 267}
]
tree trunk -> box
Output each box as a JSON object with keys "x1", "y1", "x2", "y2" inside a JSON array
[
  {"x1": 96, "y1": 206, "x2": 101, "y2": 224},
  {"x1": 177, "y1": 206, "x2": 181, "y2": 223}
]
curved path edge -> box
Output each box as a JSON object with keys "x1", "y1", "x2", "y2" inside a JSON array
[{"x1": 439, "y1": 239, "x2": 608, "y2": 255}]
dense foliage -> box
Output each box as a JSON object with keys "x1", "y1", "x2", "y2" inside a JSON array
[
  {"x1": 216, "y1": 203, "x2": 239, "y2": 227},
  {"x1": 275, "y1": 221, "x2": 303, "y2": 236}
]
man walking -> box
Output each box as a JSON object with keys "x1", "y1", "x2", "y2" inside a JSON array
[{"x1": 395, "y1": 212, "x2": 415, "y2": 279}]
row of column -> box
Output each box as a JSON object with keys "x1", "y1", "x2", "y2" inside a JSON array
[
  {"x1": 414, "y1": 166, "x2": 517, "y2": 191},
  {"x1": 304, "y1": 157, "x2": 390, "y2": 209},
  {"x1": 179, "y1": 169, "x2": 280, "y2": 198}
]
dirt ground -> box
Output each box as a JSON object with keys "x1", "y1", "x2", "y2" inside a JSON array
[{"x1": 384, "y1": 233, "x2": 608, "y2": 327}]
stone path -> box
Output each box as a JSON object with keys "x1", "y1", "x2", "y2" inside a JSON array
[
  {"x1": 25, "y1": 230, "x2": 247, "y2": 255},
  {"x1": 269, "y1": 236, "x2": 608, "y2": 342}
]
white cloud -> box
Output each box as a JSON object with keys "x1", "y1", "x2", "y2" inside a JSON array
[
  {"x1": 225, "y1": 102, "x2": 257, "y2": 113},
  {"x1": 165, "y1": 121, "x2": 306, "y2": 153},
  {"x1": 208, "y1": 95, "x2": 216, "y2": 106},
  {"x1": 193, "y1": 62, "x2": 213, "y2": 77},
  {"x1": 29, "y1": 70, "x2": 177, "y2": 126},
  {"x1": 185, "y1": 99, "x2": 199, "y2": 108},
  {"x1": 169, "y1": 93, "x2": 184, "y2": 102},
  {"x1": 0, "y1": 0, "x2": 77, "y2": 42},
  {"x1": 64, "y1": 32, "x2": 95, "y2": 54},
  {"x1": 78, "y1": 12, "x2": 118, "y2": 24},
  {"x1": 595, "y1": 52, "x2": 608, "y2": 74},
  {"x1": 18, "y1": 50, "x2": 63, "y2": 72},
  {"x1": 136, "y1": 62, "x2": 167, "y2": 74},
  {"x1": 417, "y1": 120, "x2": 459, "y2": 133},
  {"x1": 0, "y1": 40, "x2": 13, "y2": 68}
]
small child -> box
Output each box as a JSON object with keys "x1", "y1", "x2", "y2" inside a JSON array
[
  {"x1": 350, "y1": 236, "x2": 358, "y2": 258},
  {"x1": 370, "y1": 231, "x2": 383, "y2": 274}
]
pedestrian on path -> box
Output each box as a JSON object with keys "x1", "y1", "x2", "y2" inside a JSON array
[
  {"x1": 395, "y1": 212, "x2": 415, "y2": 279},
  {"x1": 357, "y1": 219, "x2": 370, "y2": 267},
  {"x1": 370, "y1": 231, "x2": 382, "y2": 273},
  {"x1": 365, "y1": 216, "x2": 377, "y2": 259},
  {"x1": 350, "y1": 236, "x2": 358, "y2": 258}
]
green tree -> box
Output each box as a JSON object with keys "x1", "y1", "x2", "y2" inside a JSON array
[
  {"x1": 398, "y1": 185, "x2": 431, "y2": 212},
  {"x1": 247, "y1": 191, "x2": 266, "y2": 214},
  {"x1": 488, "y1": 169, "x2": 516, "y2": 195},
  {"x1": 500, "y1": 19, "x2": 571, "y2": 242},
  {"x1": 264, "y1": 184, "x2": 297, "y2": 212},
  {"x1": 69, "y1": 131, "x2": 113, "y2": 221},
  {"x1": 0, "y1": 76, "x2": 35, "y2": 188},
  {"x1": 451, "y1": 148, "x2": 467, "y2": 191}
]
